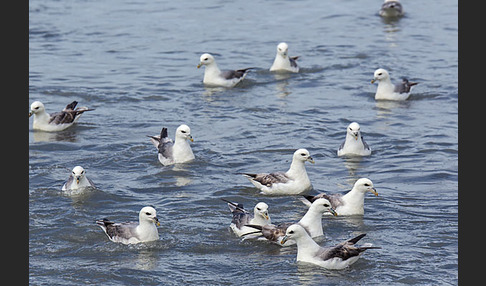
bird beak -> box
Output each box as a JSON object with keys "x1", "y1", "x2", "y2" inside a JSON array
[
  {"x1": 188, "y1": 135, "x2": 194, "y2": 142},
  {"x1": 76, "y1": 177, "x2": 80, "y2": 184},
  {"x1": 197, "y1": 63, "x2": 202, "y2": 68},
  {"x1": 263, "y1": 212, "x2": 269, "y2": 220},
  {"x1": 281, "y1": 235, "x2": 288, "y2": 245},
  {"x1": 153, "y1": 217, "x2": 161, "y2": 226},
  {"x1": 370, "y1": 188, "x2": 378, "y2": 196},
  {"x1": 29, "y1": 111, "x2": 34, "y2": 117},
  {"x1": 329, "y1": 207, "x2": 338, "y2": 216},
  {"x1": 307, "y1": 156, "x2": 315, "y2": 164},
  {"x1": 353, "y1": 132, "x2": 359, "y2": 140},
  {"x1": 371, "y1": 79, "x2": 376, "y2": 84}
]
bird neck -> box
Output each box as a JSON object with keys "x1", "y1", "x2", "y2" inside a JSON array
[
  {"x1": 295, "y1": 234, "x2": 321, "y2": 261},
  {"x1": 342, "y1": 188, "x2": 365, "y2": 205},
  {"x1": 299, "y1": 209, "x2": 323, "y2": 237},
  {"x1": 251, "y1": 214, "x2": 270, "y2": 225},
  {"x1": 286, "y1": 160, "x2": 307, "y2": 178}
]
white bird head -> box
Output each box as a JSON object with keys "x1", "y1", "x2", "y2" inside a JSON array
[
  {"x1": 347, "y1": 122, "x2": 361, "y2": 140},
  {"x1": 280, "y1": 223, "x2": 307, "y2": 245},
  {"x1": 139, "y1": 206, "x2": 160, "y2": 226},
  {"x1": 371, "y1": 68, "x2": 390, "y2": 84},
  {"x1": 276, "y1": 42, "x2": 289, "y2": 58},
  {"x1": 176, "y1": 124, "x2": 193, "y2": 142},
  {"x1": 293, "y1": 148, "x2": 315, "y2": 164},
  {"x1": 197, "y1": 53, "x2": 215, "y2": 68},
  {"x1": 354, "y1": 178, "x2": 378, "y2": 196},
  {"x1": 71, "y1": 166, "x2": 86, "y2": 184},
  {"x1": 254, "y1": 202, "x2": 270, "y2": 220},
  {"x1": 29, "y1": 101, "x2": 45, "y2": 117},
  {"x1": 309, "y1": 197, "x2": 338, "y2": 216}
]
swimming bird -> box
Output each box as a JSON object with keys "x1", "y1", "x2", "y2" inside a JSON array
[
  {"x1": 29, "y1": 100, "x2": 94, "y2": 131},
  {"x1": 95, "y1": 206, "x2": 160, "y2": 244},
  {"x1": 281, "y1": 224, "x2": 380, "y2": 269},
  {"x1": 269, "y1": 42, "x2": 299, "y2": 73},
  {"x1": 221, "y1": 199, "x2": 271, "y2": 237},
  {"x1": 243, "y1": 198, "x2": 337, "y2": 246},
  {"x1": 300, "y1": 178, "x2": 378, "y2": 216},
  {"x1": 148, "y1": 124, "x2": 195, "y2": 166},
  {"x1": 379, "y1": 0, "x2": 404, "y2": 18},
  {"x1": 243, "y1": 148, "x2": 315, "y2": 195},
  {"x1": 61, "y1": 166, "x2": 96, "y2": 194},
  {"x1": 197, "y1": 53, "x2": 252, "y2": 88},
  {"x1": 337, "y1": 122, "x2": 371, "y2": 157},
  {"x1": 371, "y1": 68, "x2": 418, "y2": 100}
]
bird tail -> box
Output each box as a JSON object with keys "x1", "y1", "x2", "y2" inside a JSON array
[
  {"x1": 242, "y1": 173, "x2": 257, "y2": 179},
  {"x1": 347, "y1": 233, "x2": 367, "y2": 244},
  {"x1": 160, "y1": 127, "x2": 168, "y2": 139}
]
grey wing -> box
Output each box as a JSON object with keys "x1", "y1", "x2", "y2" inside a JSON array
[
  {"x1": 338, "y1": 139, "x2": 346, "y2": 151},
  {"x1": 49, "y1": 111, "x2": 77, "y2": 125},
  {"x1": 62, "y1": 175, "x2": 74, "y2": 190},
  {"x1": 98, "y1": 219, "x2": 138, "y2": 241},
  {"x1": 158, "y1": 138, "x2": 174, "y2": 160},
  {"x1": 289, "y1": 56, "x2": 299, "y2": 68},
  {"x1": 304, "y1": 192, "x2": 344, "y2": 209},
  {"x1": 361, "y1": 136, "x2": 370, "y2": 151},
  {"x1": 232, "y1": 211, "x2": 252, "y2": 229},
  {"x1": 251, "y1": 172, "x2": 290, "y2": 186},
  {"x1": 87, "y1": 177, "x2": 96, "y2": 188},
  {"x1": 316, "y1": 233, "x2": 369, "y2": 261},
  {"x1": 221, "y1": 68, "x2": 252, "y2": 80},
  {"x1": 261, "y1": 222, "x2": 292, "y2": 242},
  {"x1": 394, "y1": 78, "x2": 417, "y2": 94}
]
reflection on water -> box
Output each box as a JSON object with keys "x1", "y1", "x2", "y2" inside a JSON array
[
  {"x1": 32, "y1": 129, "x2": 79, "y2": 142},
  {"x1": 274, "y1": 74, "x2": 292, "y2": 98},
  {"x1": 341, "y1": 156, "x2": 365, "y2": 179},
  {"x1": 374, "y1": 99, "x2": 411, "y2": 119},
  {"x1": 134, "y1": 248, "x2": 159, "y2": 270}
]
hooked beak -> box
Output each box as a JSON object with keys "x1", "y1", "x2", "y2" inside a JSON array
[
  {"x1": 188, "y1": 135, "x2": 194, "y2": 142},
  {"x1": 262, "y1": 212, "x2": 269, "y2": 220},
  {"x1": 281, "y1": 235, "x2": 289, "y2": 245},
  {"x1": 328, "y1": 207, "x2": 338, "y2": 216},
  {"x1": 371, "y1": 78, "x2": 376, "y2": 84},
  {"x1": 197, "y1": 63, "x2": 202, "y2": 68},
  {"x1": 153, "y1": 217, "x2": 161, "y2": 226},
  {"x1": 29, "y1": 111, "x2": 34, "y2": 117},
  {"x1": 76, "y1": 177, "x2": 80, "y2": 184},
  {"x1": 370, "y1": 188, "x2": 378, "y2": 196},
  {"x1": 307, "y1": 156, "x2": 315, "y2": 164}
]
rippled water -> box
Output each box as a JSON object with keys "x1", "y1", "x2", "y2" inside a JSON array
[{"x1": 29, "y1": 0, "x2": 458, "y2": 285}]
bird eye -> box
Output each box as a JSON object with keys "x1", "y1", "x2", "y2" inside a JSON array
[
  {"x1": 323, "y1": 204, "x2": 329, "y2": 207},
  {"x1": 289, "y1": 230, "x2": 294, "y2": 234},
  {"x1": 35, "y1": 107, "x2": 39, "y2": 110},
  {"x1": 181, "y1": 130, "x2": 186, "y2": 133},
  {"x1": 145, "y1": 212, "x2": 151, "y2": 216},
  {"x1": 300, "y1": 153, "x2": 306, "y2": 156},
  {"x1": 72, "y1": 172, "x2": 75, "y2": 175},
  {"x1": 378, "y1": 73, "x2": 382, "y2": 76},
  {"x1": 364, "y1": 183, "x2": 370, "y2": 186},
  {"x1": 204, "y1": 58, "x2": 208, "y2": 61},
  {"x1": 256, "y1": 207, "x2": 261, "y2": 211}
]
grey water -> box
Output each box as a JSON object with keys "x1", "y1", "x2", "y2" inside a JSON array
[{"x1": 29, "y1": 0, "x2": 458, "y2": 285}]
